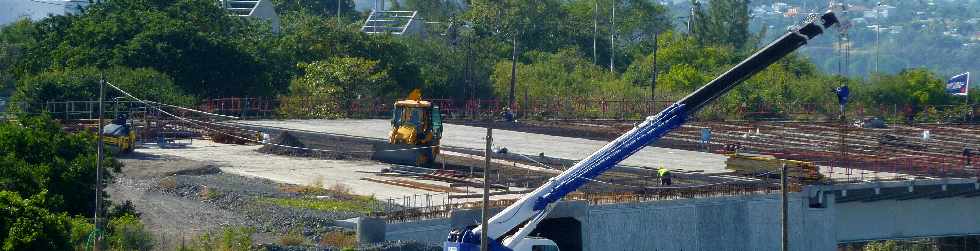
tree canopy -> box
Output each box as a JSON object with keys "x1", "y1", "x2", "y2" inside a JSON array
[{"x1": 0, "y1": 0, "x2": 975, "y2": 121}]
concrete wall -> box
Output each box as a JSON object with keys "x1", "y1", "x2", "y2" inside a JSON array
[
  {"x1": 385, "y1": 218, "x2": 451, "y2": 243},
  {"x1": 365, "y1": 188, "x2": 980, "y2": 251},
  {"x1": 377, "y1": 194, "x2": 833, "y2": 251},
  {"x1": 835, "y1": 195, "x2": 980, "y2": 242},
  {"x1": 585, "y1": 195, "x2": 832, "y2": 251}
]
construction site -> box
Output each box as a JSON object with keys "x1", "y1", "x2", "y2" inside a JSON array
[
  {"x1": 21, "y1": 86, "x2": 980, "y2": 250},
  {"x1": 3, "y1": 8, "x2": 979, "y2": 250}
]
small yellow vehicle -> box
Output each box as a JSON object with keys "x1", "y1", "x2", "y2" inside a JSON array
[
  {"x1": 102, "y1": 114, "x2": 136, "y2": 153},
  {"x1": 371, "y1": 89, "x2": 443, "y2": 166}
]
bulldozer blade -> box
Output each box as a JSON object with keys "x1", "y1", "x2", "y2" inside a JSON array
[{"x1": 371, "y1": 142, "x2": 433, "y2": 167}]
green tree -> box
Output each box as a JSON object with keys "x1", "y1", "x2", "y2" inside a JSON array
[
  {"x1": 280, "y1": 57, "x2": 390, "y2": 118},
  {"x1": 864, "y1": 69, "x2": 949, "y2": 108},
  {"x1": 624, "y1": 33, "x2": 738, "y2": 99},
  {"x1": 10, "y1": 66, "x2": 192, "y2": 114},
  {"x1": 10, "y1": 0, "x2": 273, "y2": 97},
  {"x1": 268, "y1": 12, "x2": 422, "y2": 98},
  {"x1": 395, "y1": 0, "x2": 463, "y2": 21},
  {"x1": 107, "y1": 214, "x2": 154, "y2": 251},
  {"x1": 0, "y1": 19, "x2": 36, "y2": 92},
  {"x1": 271, "y1": 0, "x2": 356, "y2": 18},
  {"x1": 691, "y1": 0, "x2": 750, "y2": 50},
  {"x1": 0, "y1": 115, "x2": 116, "y2": 216},
  {"x1": 491, "y1": 48, "x2": 632, "y2": 104},
  {"x1": 0, "y1": 191, "x2": 73, "y2": 251}
]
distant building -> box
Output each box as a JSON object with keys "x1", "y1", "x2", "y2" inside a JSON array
[
  {"x1": 218, "y1": 0, "x2": 280, "y2": 33},
  {"x1": 361, "y1": 10, "x2": 423, "y2": 36}
]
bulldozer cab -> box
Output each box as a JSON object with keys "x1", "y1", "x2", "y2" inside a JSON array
[
  {"x1": 372, "y1": 89, "x2": 443, "y2": 166},
  {"x1": 389, "y1": 100, "x2": 441, "y2": 144},
  {"x1": 391, "y1": 102, "x2": 428, "y2": 130}
]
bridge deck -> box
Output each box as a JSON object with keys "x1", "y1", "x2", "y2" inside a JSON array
[{"x1": 238, "y1": 119, "x2": 733, "y2": 173}]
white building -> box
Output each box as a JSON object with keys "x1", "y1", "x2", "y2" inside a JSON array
[{"x1": 218, "y1": 0, "x2": 280, "y2": 33}]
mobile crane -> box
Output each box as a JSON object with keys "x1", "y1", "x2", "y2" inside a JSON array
[{"x1": 445, "y1": 11, "x2": 840, "y2": 251}]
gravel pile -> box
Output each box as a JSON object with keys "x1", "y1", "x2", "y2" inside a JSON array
[
  {"x1": 150, "y1": 171, "x2": 375, "y2": 238},
  {"x1": 259, "y1": 131, "x2": 313, "y2": 156}
]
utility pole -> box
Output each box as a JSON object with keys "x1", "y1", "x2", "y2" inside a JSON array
[
  {"x1": 480, "y1": 125, "x2": 493, "y2": 251},
  {"x1": 874, "y1": 24, "x2": 880, "y2": 74},
  {"x1": 593, "y1": 0, "x2": 598, "y2": 65},
  {"x1": 651, "y1": 31, "x2": 658, "y2": 101},
  {"x1": 95, "y1": 74, "x2": 105, "y2": 250},
  {"x1": 609, "y1": 1, "x2": 615, "y2": 72},
  {"x1": 337, "y1": 0, "x2": 341, "y2": 24},
  {"x1": 509, "y1": 33, "x2": 518, "y2": 109},
  {"x1": 780, "y1": 163, "x2": 789, "y2": 251},
  {"x1": 688, "y1": 2, "x2": 697, "y2": 35},
  {"x1": 875, "y1": 1, "x2": 884, "y2": 75}
]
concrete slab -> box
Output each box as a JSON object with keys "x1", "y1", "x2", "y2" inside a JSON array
[
  {"x1": 239, "y1": 119, "x2": 730, "y2": 173},
  {"x1": 137, "y1": 140, "x2": 524, "y2": 206}
]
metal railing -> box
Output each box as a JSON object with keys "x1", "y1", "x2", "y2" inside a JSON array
[
  {"x1": 375, "y1": 181, "x2": 786, "y2": 223},
  {"x1": 197, "y1": 96, "x2": 980, "y2": 123}
]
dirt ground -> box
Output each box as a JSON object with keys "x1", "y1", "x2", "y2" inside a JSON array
[{"x1": 108, "y1": 152, "x2": 368, "y2": 250}]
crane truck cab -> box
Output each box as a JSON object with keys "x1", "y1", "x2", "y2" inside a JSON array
[
  {"x1": 515, "y1": 237, "x2": 559, "y2": 251},
  {"x1": 445, "y1": 229, "x2": 558, "y2": 251}
]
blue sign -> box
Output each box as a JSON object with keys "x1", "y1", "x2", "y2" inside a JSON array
[{"x1": 946, "y1": 72, "x2": 970, "y2": 96}]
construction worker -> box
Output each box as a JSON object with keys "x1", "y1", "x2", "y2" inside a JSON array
[
  {"x1": 963, "y1": 148, "x2": 973, "y2": 167},
  {"x1": 501, "y1": 107, "x2": 515, "y2": 123},
  {"x1": 658, "y1": 167, "x2": 672, "y2": 186}
]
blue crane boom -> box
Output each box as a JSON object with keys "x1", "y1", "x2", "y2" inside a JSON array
[{"x1": 446, "y1": 11, "x2": 840, "y2": 251}]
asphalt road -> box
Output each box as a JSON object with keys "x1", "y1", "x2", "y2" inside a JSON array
[{"x1": 239, "y1": 119, "x2": 730, "y2": 173}]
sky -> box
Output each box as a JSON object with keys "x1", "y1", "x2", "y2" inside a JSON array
[{"x1": 0, "y1": 0, "x2": 76, "y2": 25}]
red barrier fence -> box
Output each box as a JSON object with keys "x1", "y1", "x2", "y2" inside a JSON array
[{"x1": 196, "y1": 97, "x2": 980, "y2": 123}]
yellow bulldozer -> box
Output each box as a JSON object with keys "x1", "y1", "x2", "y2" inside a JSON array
[
  {"x1": 102, "y1": 113, "x2": 137, "y2": 153},
  {"x1": 371, "y1": 89, "x2": 443, "y2": 166}
]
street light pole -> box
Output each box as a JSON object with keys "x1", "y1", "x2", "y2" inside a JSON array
[
  {"x1": 509, "y1": 33, "x2": 518, "y2": 109},
  {"x1": 94, "y1": 74, "x2": 105, "y2": 250},
  {"x1": 651, "y1": 31, "x2": 658, "y2": 101},
  {"x1": 609, "y1": 0, "x2": 615, "y2": 72},
  {"x1": 780, "y1": 163, "x2": 789, "y2": 251},
  {"x1": 593, "y1": 0, "x2": 598, "y2": 65},
  {"x1": 480, "y1": 125, "x2": 493, "y2": 251},
  {"x1": 875, "y1": 1, "x2": 885, "y2": 75}
]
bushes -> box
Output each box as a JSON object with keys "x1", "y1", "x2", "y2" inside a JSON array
[
  {"x1": 0, "y1": 191, "x2": 73, "y2": 251},
  {"x1": 0, "y1": 115, "x2": 116, "y2": 216},
  {"x1": 107, "y1": 214, "x2": 154, "y2": 251},
  {"x1": 0, "y1": 115, "x2": 153, "y2": 251},
  {"x1": 10, "y1": 66, "x2": 193, "y2": 114},
  {"x1": 181, "y1": 227, "x2": 255, "y2": 251},
  {"x1": 492, "y1": 48, "x2": 632, "y2": 103},
  {"x1": 278, "y1": 57, "x2": 391, "y2": 119},
  {"x1": 68, "y1": 216, "x2": 95, "y2": 250},
  {"x1": 277, "y1": 228, "x2": 306, "y2": 246}
]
